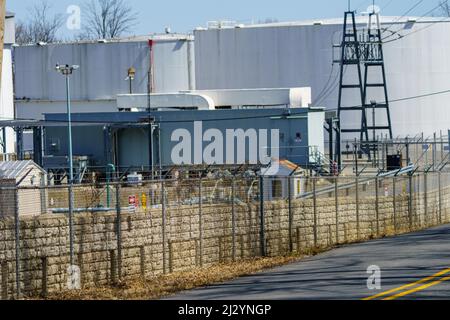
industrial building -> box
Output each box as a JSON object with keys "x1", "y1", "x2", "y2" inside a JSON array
[
  {"x1": 0, "y1": 11, "x2": 15, "y2": 156},
  {"x1": 7, "y1": 13, "x2": 450, "y2": 176},
  {"x1": 194, "y1": 16, "x2": 450, "y2": 138},
  {"x1": 34, "y1": 102, "x2": 325, "y2": 180}
]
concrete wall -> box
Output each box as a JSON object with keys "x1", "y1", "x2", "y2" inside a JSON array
[{"x1": 0, "y1": 181, "x2": 449, "y2": 299}]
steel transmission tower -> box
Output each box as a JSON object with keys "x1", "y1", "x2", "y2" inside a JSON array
[
  {"x1": 336, "y1": 11, "x2": 369, "y2": 166},
  {"x1": 336, "y1": 10, "x2": 393, "y2": 166},
  {"x1": 362, "y1": 12, "x2": 393, "y2": 145}
]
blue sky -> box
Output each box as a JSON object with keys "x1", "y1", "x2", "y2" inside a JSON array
[{"x1": 8, "y1": 0, "x2": 444, "y2": 37}]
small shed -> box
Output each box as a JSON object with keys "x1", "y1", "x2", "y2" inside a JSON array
[
  {"x1": 260, "y1": 160, "x2": 307, "y2": 200},
  {"x1": 0, "y1": 161, "x2": 47, "y2": 218}
]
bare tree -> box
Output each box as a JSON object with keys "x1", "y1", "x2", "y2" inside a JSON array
[
  {"x1": 81, "y1": 0, "x2": 138, "y2": 40},
  {"x1": 15, "y1": 22, "x2": 33, "y2": 45},
  {"x1": 15, "y1": 1, "x2": 64, "y2": 45}
]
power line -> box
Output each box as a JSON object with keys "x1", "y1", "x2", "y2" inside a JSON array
[
  {"x1": 355, "y1": 0, "x2": 372, "y2": 11},
  {"x1": 312, "y1": 64, "x2": 337, "y2": 105},
  {"x1": 380, "y1": 0, "x2": 425, "y2": 36},
  {"x1": 382, "y1": 0, "x2": 449, "y2": 43},
  {"x1": 330, "y1": 87, "x2": 450, "y2": 111},
  {"x1": 315, "y1": 66, "x2": 345, "y2": 107},
  {"x1": 384, "y1": 16, "x2": 450, "y2": 44},
  {"x1": 381, "y1": 0, "x2": 395, "y2": 11}
]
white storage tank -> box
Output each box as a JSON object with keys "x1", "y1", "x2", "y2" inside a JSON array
[
  {"x1": 14, "y1": 34, "x2": 196, "y2": 120},
  {"x1": 194, "y1": 16, "x2": 450, "y2": 137}
]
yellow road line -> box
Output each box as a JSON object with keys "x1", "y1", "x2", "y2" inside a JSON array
[
  {"x1": 363, "y1": 268, "x2": 450, "y2": 300},
  {"x1": 383, "y1": 274, "x2": 450, "y2": 300}
]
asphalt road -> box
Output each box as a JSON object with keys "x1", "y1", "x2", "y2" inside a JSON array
[{"x1": 169, "y1": 224, "x2": 450, "y2": 300}]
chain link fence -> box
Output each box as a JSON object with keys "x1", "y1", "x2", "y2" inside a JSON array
[{"x1": 0, "y1": 171, "x2": 450, "y2": 299}]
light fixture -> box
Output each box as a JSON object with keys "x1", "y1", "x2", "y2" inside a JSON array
[
  {"x1": 126, "y1": 67, "x2": 136, "y2": 94},
  {"x1": 127, "y1": 67, "x2": 136, "y2": 80},
  {"x1": 55, "y1": 64, "x2": 80, "y2": 76}
]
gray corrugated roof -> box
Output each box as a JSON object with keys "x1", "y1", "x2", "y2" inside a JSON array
[{"x1": 0, "y1": 160, "x2": 42, "y2": 179}]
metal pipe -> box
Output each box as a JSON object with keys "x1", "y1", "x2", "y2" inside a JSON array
[
  {"x1": 161, "y1": 180, "x2": 167, "y2": 274},
  {"x1": 231, "y1": 176, "x2": 236, "y2": 261},
  {"x1": 115, "y1": 183, "x2": 122, "y2": 280},
  {"x1": 288, "y1": 175, "x2": 293, "y2": 252},
  {"x1": 56, "y1": 64, "x2": 78, "y2": 269},
  {"x1": 335, "y1": 177, "x2": 339, "y2": 243},
  {"x1": 199, "y1": 176, "x2": 203, "y2": 266},
  {"x1": 106, "y1": 164, "x2": 116, "y2": 208},
  {"x1": 375, "y1": 177, "x2": 380, "y2": 236},
  {"x1": 408, "y1": 174, "x2": 413, "y2": 231},
  {"x1": 393, "y1": 177, "x2": 397, "y2": 234},
  {"x1": 356, "y1": 176, "x2": 360, "y2": 239},
  {"x1": 14, "y1": 187, "x2": 21, "y2": 298},
  {"x1": 438, "y1": 171, "x2": 442, "y2": 224},
  {"x1": 313, "y1": 178, "x2": 318, "y2": 247},
  {"x1": 259, "y1": 176, "x2": 266, "y2": 256},
  {"x1": 66, "y1": 74, "x2": 75, "y2": 268}
]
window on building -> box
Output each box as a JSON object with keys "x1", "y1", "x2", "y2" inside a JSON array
[{"x1": 272, "y1": 180, "x2": 283, "y2": 198}]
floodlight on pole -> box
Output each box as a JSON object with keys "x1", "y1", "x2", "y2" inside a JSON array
[
  {"x1": 126, "y1": 67, "x2": 136, "y2": 94},
  {"x1": 55, "y1": 63, "x2": 79, "y2": 269}
]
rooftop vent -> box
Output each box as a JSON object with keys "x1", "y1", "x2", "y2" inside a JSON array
[{"x1": 207, "y1": 20, "x2": 238, "y2": 29}]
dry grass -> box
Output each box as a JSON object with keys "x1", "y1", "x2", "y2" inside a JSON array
[
  {"x1": 36, "y1": 238, "x2": 396, "y2": 300},
  {"x1": 42, "y1": 255, "x2": 306, "y2": 300}
]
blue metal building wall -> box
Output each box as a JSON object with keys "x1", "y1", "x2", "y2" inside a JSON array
[{"x1": 43, "y1": 108, "x2": 321, "y2": 170}]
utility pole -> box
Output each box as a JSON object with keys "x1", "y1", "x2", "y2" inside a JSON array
[
  {"x1": 55, "y1": 64, "x2": 79, "y2": 268},
  {"x1": 0, "y1": 0, "x2": 6, "y2": 90}
]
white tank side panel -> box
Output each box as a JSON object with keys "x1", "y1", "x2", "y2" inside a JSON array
[
  {"x1": 195, "y1": 22, "x2": 450, "y2": 137},
  {"x1": 153, "y1": 40, "x2": 191, "y2": 93},
  {"x1": 4, "y1": 17, "x2": 15, "y2": 44},
  {"x1": 13, "y1": 40, "x2": 194, "y2": 102},
  {"x1": 1, "y1": 48, "x2": 15, "y2": 153}
]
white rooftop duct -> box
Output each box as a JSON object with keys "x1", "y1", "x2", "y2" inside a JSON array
[
  {"x1": 117, "y1": 93, "x2": 215, "y2": 110},
  {"x1": 186, "y1": 88, "x2": 311, "y2": 108},
  {"x1": 117, "y1": 87, "x2": 311, "y2": 111}
]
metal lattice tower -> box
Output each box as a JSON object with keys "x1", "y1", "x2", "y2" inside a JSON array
[
  {"x1": 362, "y1": 12, "x2": 393, "y2": 148},
  {"x1": 337, "y1": 10, "x2": 394, "y2": 165},
  {"x1": 336, "y1": 11, "x2": 369, "y2": 164}
]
